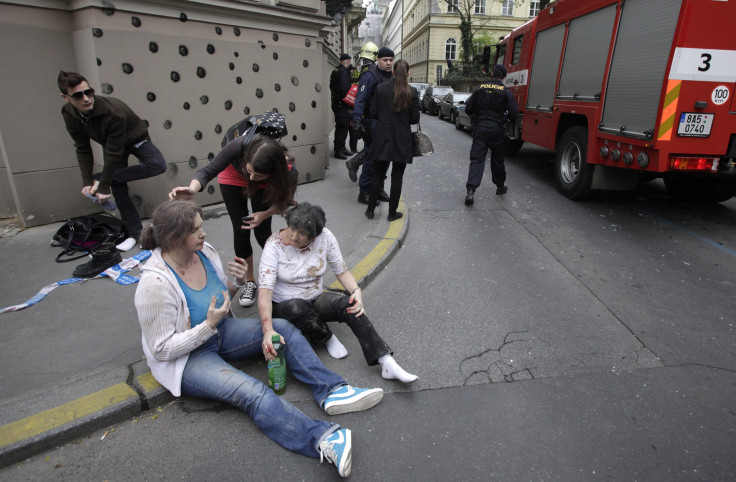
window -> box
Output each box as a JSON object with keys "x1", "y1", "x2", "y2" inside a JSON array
[
  {"x1": 447, "y1": 0, "x2": 459, "y2": 13},
  {"x1": 445, "y1": 38, "x2": 457, "y2": 60},
  {"x1": 475, "y1": 0, "x2": 486, "y2": 14},
  {"x1": 529, "y1": 1, "x2": 540, "y2": 17},
  {"x1": 512, "y1": 35, "x2": 523, "y2": 64},
  {"x1": 501, "y1": 0, "x2": 513, "y2": 16}
]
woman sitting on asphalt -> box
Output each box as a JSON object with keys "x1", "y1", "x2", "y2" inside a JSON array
[
  {"x1": 134, "y1": 200, "x2": 384, "y2": 478},
  {"x1": 258, "y1": 202, "x2": 418, "y2": 383}
]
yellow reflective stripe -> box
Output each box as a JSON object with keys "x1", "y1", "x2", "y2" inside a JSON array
[{"x1": 658, "y1": 80, "x2": 681, "y2": 140}]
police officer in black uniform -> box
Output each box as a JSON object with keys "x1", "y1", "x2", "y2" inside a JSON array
[
  {"x1": 330, "y1": 53, "x2": 353, "y2": 160},
  {"x1": 464, "y1": 64, "x2": 518, "y2": 205}
]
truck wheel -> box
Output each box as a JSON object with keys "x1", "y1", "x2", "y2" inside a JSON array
[
  {"x1": 455, "y1": 114, "x2": 463, "y2": 130},
  {"x1": 505, "y1": 139, "x2": 524, "y2": 156},
  {"x1": 555, "y1": 126, "x2": 595, "y2": 200}
]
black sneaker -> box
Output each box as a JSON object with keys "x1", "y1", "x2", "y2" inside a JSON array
[
  {"x1": 496, "y1": 185, "x2": 508, "y2": 195},
  {"x1": 238, "y1": 281, "x2": 257, "y2": 307},
  {"x1": 346, "y1": 159, "x2": 359, "y2": 182},
  {"x1": 72, "y1": 243, "x2": 122, "y2": 278},
  {"x1": 465, "y1": 188, "x2": 475, "y2": 205}
]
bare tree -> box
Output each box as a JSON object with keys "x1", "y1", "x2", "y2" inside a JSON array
[{"x1": 441, "y1": 0, "x2": 525, "y2": 63}]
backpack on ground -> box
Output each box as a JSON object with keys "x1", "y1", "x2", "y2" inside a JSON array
[{"x1": 51, "y1": 213, "x2": 128, "y2": 262}]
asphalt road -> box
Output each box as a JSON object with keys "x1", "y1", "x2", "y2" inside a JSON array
[{"x1": 2, "y1": 113, "x2": 735, "y2": 480}]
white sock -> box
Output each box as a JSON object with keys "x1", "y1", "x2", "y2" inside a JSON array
[
  {"x1": 378, "y1": 354, "x2": 418, "y2": 383},
  {"x1": 116, "y1": 237, "x2": 137, "y2": 252},
  {"x1": 325, "y1": 334, "x2": 348, "y2": 359}
]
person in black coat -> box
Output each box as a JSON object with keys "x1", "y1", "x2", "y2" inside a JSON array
[
  {"x1": 365, "y1": 59, "x2": 421, "y2": 221},
  {"x1": 329, "y1": 53, "x2": 353, "y2": 159}
]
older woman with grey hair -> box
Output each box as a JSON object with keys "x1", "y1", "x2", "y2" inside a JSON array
[{"x1": 258, "y1": 202, "x2": 417, "y2": 383}]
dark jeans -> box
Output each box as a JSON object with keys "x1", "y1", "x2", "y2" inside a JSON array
[
  {"x1": 272, "y1": 291, "x2": 392, "y2": 366},
  {"x1": 95, "y1": 140, "x2": 166, "y2": 238},
  {"x1": 466, "y1": 122, "x2": 506, "y2": 190},
  {"x1": 369, "y1": 160, "x2": 406, "y2": 215},
  {"x1": 219, "y1": 184, "x2": 271, "y2": 260}
]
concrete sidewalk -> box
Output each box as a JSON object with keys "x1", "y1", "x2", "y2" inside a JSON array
[{"x1": 0, "y1": 158, "x2": 407, "y2": 467}]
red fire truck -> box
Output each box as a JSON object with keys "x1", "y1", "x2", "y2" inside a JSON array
[{"x1": 490, "y1": 0, "x2": 736, "y2": 201}]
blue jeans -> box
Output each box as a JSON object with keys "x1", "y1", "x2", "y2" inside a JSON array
[{"x1": 181, "y1": 317, "x2": 342, "y2": 457}]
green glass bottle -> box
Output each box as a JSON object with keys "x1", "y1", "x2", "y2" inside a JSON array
[{"x1": 268, "y1": 334, "x2": 287, "y2": 395}]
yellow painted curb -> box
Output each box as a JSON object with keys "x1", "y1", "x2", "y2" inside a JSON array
[
  {"x1": 329, "y1": 197, "x2": 406, "y2": 292},
  {"x1": 136, "y1": 372, "x2": 162, "y2": 393},
  {"x1": 0, "y1": 383, "x2": 138, "y2": 448}
]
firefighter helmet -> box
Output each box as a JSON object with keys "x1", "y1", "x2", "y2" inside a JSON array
[{"x1": 359, "y1": 42, "x2": 379, "y2": 62}]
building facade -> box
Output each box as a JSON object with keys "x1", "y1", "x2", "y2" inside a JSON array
[
  {"x1": 0, "y1": 0, "x2": 364, "y2": 227},
  {"x1": 402, "y1": 0, "x2": 538, "y2": 84}
]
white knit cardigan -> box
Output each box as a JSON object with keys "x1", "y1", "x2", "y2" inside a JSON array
[{"x1": 134, "y1": 242, "x2": 226, "y2": 396}]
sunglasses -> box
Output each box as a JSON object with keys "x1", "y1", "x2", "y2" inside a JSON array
[{"x1": 66, "y1": 88, "x2": 95, "y2": 100}]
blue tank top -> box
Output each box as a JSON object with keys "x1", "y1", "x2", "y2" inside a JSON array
[{"x1": 167, "y1": 251, "x2": 228, "y2": 327}]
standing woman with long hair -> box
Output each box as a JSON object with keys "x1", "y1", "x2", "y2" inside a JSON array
[
  {"x1": 365, "y1": 59, "x2": 420, "y2": 220},
  {"x1": 169, "y1": 134, "x2": 297, "y2": 308}
]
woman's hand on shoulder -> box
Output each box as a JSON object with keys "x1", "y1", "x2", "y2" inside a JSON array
[{"x1": 205, "y1": 291, "x2": 230, "y2": 330}]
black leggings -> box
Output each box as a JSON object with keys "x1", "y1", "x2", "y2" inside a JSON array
[{"x1": 219, "y1": 184, "x2": 271, "y2": 260}]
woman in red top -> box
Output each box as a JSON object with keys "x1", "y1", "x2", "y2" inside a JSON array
[{"x1": 169, "y1": 135, "x2": 297, "y2": 307}]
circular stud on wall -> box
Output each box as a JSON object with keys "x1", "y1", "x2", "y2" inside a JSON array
[
  {"x1": 310, "y1": 146, "x2": 316, "y2": 154},
  {"x1": 273, "y1": 33, "x2": 279, "y2": 41},
  {"x1": 149, "y1": 41, "x2": 158, "y2": 53},
  {"x1": 101, "y1": 1, "x2": 115, "y2": 15},
  {"x1": 224, "y1": 100, "x2": 233, "y2": 110},
  {"x1": 199, "y1": 95, "x2": 209, "y2": 104},
  {"x1": 303, "y1": 59, "x2": 309, "y2": 68},
  {"x1": 131, "y1": 16, "x2": 141, "y2": 27},
  {"x1": 92, "y1": 28, "x2": 103, "y2": 38},
  {"x1": 179, "y1": 45, "x2": 188, "y2": 56},
  {"x1": 207, "y1": 186, "x2": 215, "y2": 194},
  {"x1": 311, "y1": 100, "x2": 317, "y2": 108},
  {"x1": 183, "y1": 102, "x2": 190, "y2": 110},
  {"x1": 314, "y1": 83, "x2": 321, "y2": 92},
  {"x1": 215, "y1": 26, "x2": 222, "y2": 35},
  {"x1": 291, "y1": 76, "x2": 299, "y2": 86},
  {"x1": 102, "y1": 83, "x2": 113, "y2": 94},
  {"x1": 97, "y1": 58, "x2": 102, "y2": 66},
  {"x1": 194, "y1": 130, "x2": 202, "y2": 140},
  {"x1": 229, "y1": 63, "x2": 235, "y2": 70},
  {"x1": 244, "y1": 106, "x2": 250, "y2": 115},
  {"x1": 274, "y1": 84, "x2": 281, "y2": 92},
  {"x1": 305, "y1": 38, "x2": 311, "y2": 47},
  {"x1": 289, "y1": 102, "x2": 296, "y2": 112},
  {"x1": 171, "y1": 71, "x2": 180, "y2": 82},
  {"x1": 234, "y1": 27, "x2": 241, "y2": 36},
  {"x1": 179, "y1": 12, "x2": 187, "y2": 21},
  {"x1": 252, "y1": 63, "x2": 259, "y2": 72},
  {"x1": 188, "y1": 156, "x2": 197, "y2": 168},
  {"x1": 234, "y1": 52, "x2": 239, "y2": 57},
  {"x1": 196, "y1": 67, "x2": 206, "y2": 78},
  {"x1": 292, "y1": 135, "x2": 297, "y2": 141},
  {"x1": 147, "y1": 92, "x2": 156, "y2": 102},
  {"x1": 131, "y1": 195, "x2": 143, "y2": 208},
  {"x1": 207, "y1": 44, "x2": 215, "y2": 54},
  {"x1": 207, "y1": 152, "x2": 215, "y2": 160},
  {"x1": 122, "y1": 63, "x2": 134, "y2": 74},
  {"x1": 236, "y1": 77, "x2": 242, "y2": 84},
  {"x1": 255, "y1": 88, "x2": 263, "y2": 98},
  {"x1": 214, "y1": 124, "x2": 222, "y2": 134},
  {"x1": 164, "y1": 120, "x2": 172, "y2": 129},
  {"x1": 273, "y1": 52, "x2": 278, "y2": 60},
  {"x1": 300, "y1": 123, "x2": 306, "y2": 130},
  {"x1": 258, "y1": 40, "x2": 265, "y2": 49}
]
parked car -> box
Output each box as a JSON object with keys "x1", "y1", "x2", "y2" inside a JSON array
[
  {"x1": 438, "y1": 92, "x2": 472, "y2": 122},
  {"x1": 420, "y1": 85, "x2": 454, "y2": 115},
  {"x1": 454, "y1": 104, "x2": 473, "y2": 132},
  {"x1": 409, "y1": 82, "x2": 429, "y2": 102}
]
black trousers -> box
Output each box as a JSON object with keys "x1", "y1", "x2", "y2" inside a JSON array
[
  {"x1": 467, "y1": 122, "x2": 506, "y2": 190},
  {"x1": 219, "y1": 184, "x2": 271, "y2": 260},
  {"x1": 369, "y1": 160, "x2": 406, "y2": 216},
  {"x1": 333, "y1": 105, "x2": 351, "y2": 151},
  {"x1": 94, "y1": 140, "x2": 166, "y2": 238},
  {"x1": 272, "y1": 291, "x2": 392, "y2": 366}
]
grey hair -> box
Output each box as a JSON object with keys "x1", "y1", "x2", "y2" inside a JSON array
[{"x1": 284, "y1": 202, "x2": 325, "y2": 240}]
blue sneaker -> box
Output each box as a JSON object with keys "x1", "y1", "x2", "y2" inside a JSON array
[
  {"x1": 320, "y1": 428, "x2": 352, "y2": 477},
  {"x1": 323, "y1": 385, "x2": 383, "y2": 415}
]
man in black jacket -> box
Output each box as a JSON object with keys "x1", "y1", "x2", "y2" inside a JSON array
[
  {"x1": 330, "y1": 54, "x2": 353, "y2": 160},
  {"x1": 58, "y1": 70, "x2": 167, "y2": 250},
  {"x1": 464, "y1": 64, "x2": 518, "y2": 205}
]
